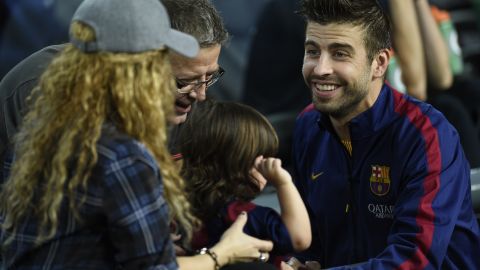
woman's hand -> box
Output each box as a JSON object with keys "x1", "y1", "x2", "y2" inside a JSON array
[{"x1": 210, "y1": 211, "x2": 274, "y2": 266}]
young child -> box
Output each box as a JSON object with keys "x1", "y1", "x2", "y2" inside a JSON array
[{"x1": 178, "y1": 99, "x2": 311, "y2": 263}]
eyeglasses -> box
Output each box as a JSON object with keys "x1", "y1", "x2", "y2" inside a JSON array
[{"x1": 175, "y1": 67, "x2": 225, "y2": 94}]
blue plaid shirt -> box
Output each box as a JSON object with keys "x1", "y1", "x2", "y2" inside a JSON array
[{"x1": 1, "y1": 126, "x2": 177, "y2": 269}]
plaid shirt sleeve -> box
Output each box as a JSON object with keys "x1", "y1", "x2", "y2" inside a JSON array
[{"x1": 98, "y1": 141, "x2": 177, "y2": 270}]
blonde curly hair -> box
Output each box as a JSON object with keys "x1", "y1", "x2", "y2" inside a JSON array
[{"x1": 0, "y1": 21, "x2": 197, "y2": 245}]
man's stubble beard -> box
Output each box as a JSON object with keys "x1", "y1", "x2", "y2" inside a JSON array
[{"x1": 312, "y1": 70, "x2": 371, "y2": 119}]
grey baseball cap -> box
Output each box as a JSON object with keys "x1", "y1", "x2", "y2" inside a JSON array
[{"x1": 70, "y1": 0, "x2": 199, "y2": 58}]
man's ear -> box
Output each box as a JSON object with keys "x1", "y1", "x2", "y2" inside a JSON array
[{"x1": 372, "y1": 48, "x2": 391, "y2": 78}]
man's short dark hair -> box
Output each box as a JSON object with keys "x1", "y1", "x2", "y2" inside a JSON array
[
  {"x1": 299, "y1": 0, "x2": 391, "y2": 61},
  {"x1": 162, "y1": 0, "x2": 228, "y2": 48}
]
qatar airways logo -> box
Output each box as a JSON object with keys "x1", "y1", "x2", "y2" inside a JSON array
[{"x1": 368, "y1": 204, "x2": 394, "y2": 219}]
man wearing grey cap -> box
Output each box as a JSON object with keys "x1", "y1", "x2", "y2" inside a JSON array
[{"x1": 0, "y1": 0, "x2": 274, "y2": 269}]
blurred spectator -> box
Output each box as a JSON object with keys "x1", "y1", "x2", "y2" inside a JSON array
[
  {"x1": 244, "y1": 0, "x2": 308, "y2": 116},
  {"x1": 0, "y1": 1, "x2": 8, "y2": 37},
  {"x1": 0, "y1": 0, "x2": 83, "y2": 79},
  {"x1": 385, "y1": 0, "x2": 480, "y2": 168},
  {"x1": 385, "y1": 0, "x2": 428, "y2": 100},
  {"x1": 208, "y1": 0, "x2": 271, "y2": 101},
  {"x1": 243, "y1": 0, "x2": 308, "y2": 169},
  {"x1": 474, "y1": 0, "x2": 480, "y2": 29}
]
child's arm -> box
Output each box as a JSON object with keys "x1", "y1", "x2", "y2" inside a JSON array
[{"x1": 255, "y1": 157, "x2": 311, "y2": 251}]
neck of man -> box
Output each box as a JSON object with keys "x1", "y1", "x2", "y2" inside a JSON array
[{"x1": 329, "y1": 79, "x2": 384, "y2": 141}]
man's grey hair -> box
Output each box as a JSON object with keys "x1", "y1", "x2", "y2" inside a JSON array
[{"x1": 162, "y1": 0, "x2": 228, "y2": 48}]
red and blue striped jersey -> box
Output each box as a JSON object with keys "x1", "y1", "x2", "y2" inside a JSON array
[{"x1": 292, "y1": 84, "x2": 480, "y2": 269}]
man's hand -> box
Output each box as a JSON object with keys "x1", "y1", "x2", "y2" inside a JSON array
[{"x1": 280, "y1": 257, "x2": 321, "y2": 270}]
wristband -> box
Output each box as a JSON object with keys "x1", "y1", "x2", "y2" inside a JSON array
[{"x1": 199, "y1": 247, "x2": 220, "y2": 270}]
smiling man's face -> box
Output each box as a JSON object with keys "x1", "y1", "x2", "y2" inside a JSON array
[
  {"x1": 302, "y1": 22, "x2": 374, "y2": 120},
  {"x1": 169, "y1": 44, "x2": 222, "y2": 125}
]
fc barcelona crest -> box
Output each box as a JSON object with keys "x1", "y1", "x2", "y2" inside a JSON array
[{"x1": 370, "y1": 165, "x2": 391, "y2": 196}]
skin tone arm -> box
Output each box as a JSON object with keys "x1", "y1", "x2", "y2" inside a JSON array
[
  {"x1": 252, "y1": 156, "x2": 312, "y2": 251},
  {"x1": 414, "y1": 0, "x2": 453, "y2": 90},
  {"x1": 177, "y1": 212, "x2": 274, "y2": 270},
  {"x1": 389, "y1": 0, "x2": 427, "y2": 100}
]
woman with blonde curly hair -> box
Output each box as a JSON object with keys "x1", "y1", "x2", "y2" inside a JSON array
[
  {"x1": 0, "y1": 0, "x2": 275, "y2": 268},
  {"x1": 0, "y1": 0, "x2": 202, "y2": 268}
]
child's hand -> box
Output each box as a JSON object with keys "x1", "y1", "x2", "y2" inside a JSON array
[
  {"x1": 255, "y1": 157, "x2": 292, "y2": 188},
  {"x1": 249, "y1": 156, "x2": 268, "y2": 190}
]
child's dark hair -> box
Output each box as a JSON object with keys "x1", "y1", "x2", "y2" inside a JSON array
[
  {"x1": 299, "y1": 0, "x2": 391, "y2": 61},
  {"x1": 179, "y1": 100, "x2": 279, "y2": 221}
]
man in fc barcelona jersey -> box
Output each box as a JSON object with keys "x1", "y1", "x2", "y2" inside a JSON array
[{"x1": 288, "y1": 0, "x2": 480, "y2": 269}]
